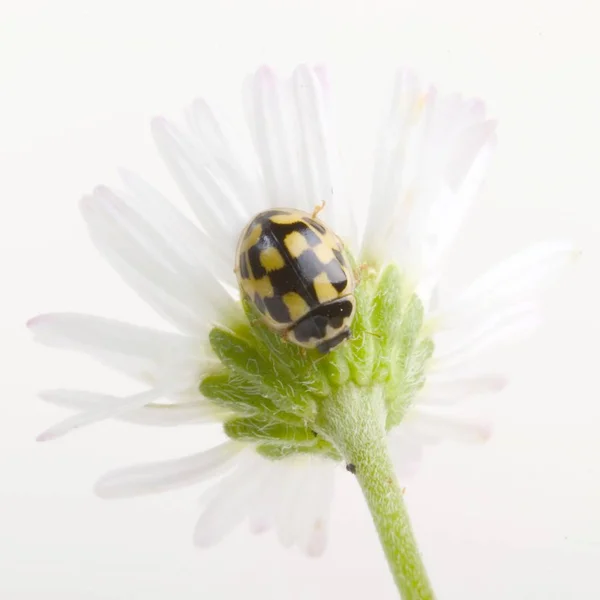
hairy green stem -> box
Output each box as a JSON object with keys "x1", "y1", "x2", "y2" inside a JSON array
[{"x1": 318, "y1": 386, "x2": 436, "y2": 600}]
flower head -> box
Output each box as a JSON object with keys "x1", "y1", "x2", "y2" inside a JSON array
[{"x1": 29, "y1": 65, "x2": 575, "y2": 559}]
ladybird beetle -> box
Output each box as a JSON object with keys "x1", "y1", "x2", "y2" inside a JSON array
[{"x1": 235, "y1": 208, "x2": 356, "y2": 354}]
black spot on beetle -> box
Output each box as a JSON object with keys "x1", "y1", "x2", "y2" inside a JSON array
[
  {"x1": 306, "y1": 217, "x2": 327, "y2": 235},
  {"x1": 247, "y1": 243, "x2": 267, "y2": 279},
  {"x1": 239, "y1": 254, "x2": 250, "y2": 279},
  {"x1": 346, "y1": 463, "x2": 356, "y2": 474},
  {"x1": 292, "y1": 299, "x2": 354, "y2": 343},
  {"x1": 316, "y1": 329, "x2": 351, "y2": 354},
  {"x1": 245, "y1": 210, "x2": 288, "y2": 234},
  {"x1": 253, "y1": 293, "x2": 266, "y2": 315},
  {"x1": 263, "y1": 295, "x2": 292, "y2": 324}
]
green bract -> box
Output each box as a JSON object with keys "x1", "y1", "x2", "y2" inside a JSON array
[{"x1": 200, "y1": 262, "x2": 433, "y2": 461}]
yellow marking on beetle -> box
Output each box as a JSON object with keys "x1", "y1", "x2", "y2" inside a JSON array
[
  {"x1": 259, "y1": 246, "x2": 285, "y2": 272},
  {"x1": 270, "y1": 213, "x2": 302, "y2": 225},
  {"x1": 252, "y1": 276, "x2": 274, "y2": 298},
  {"x1": 313, "y1": 272, "x2": 339, "y2": 303},
  {"x1": 283, "y1": 292, "x2": 310, "y2": 321},
  {"x1": 313, "y1": 243, "x2": 336, "y2": 265},
  {"x1": 240, "y1": 224, "x2": 262, "y2": 253},
  {"x1": 318, "y1": 229, "x2": 340, "y2": 250},
  {"x1": 284, "y1": 231, "x2": 309, "y2": 258}
]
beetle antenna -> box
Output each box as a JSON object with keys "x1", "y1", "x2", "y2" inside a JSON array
[{"x1": 311, "y1": 200, "x2": 326, "y2": 219}]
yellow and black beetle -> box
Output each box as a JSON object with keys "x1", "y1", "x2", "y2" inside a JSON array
[{"x1": 235, "y1": 208, "x2": 356, "y2": 354}]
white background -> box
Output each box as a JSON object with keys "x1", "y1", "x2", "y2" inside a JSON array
[{"x1": 2, "y1": 0, "x2": 599, "y2": 598}]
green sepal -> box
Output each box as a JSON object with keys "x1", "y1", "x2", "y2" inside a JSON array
[
  {"x1": 224, "y1": 416, "x2": 319, "y2": 446},
  {"x1": 322, "y1": 346, "x2": 351, "y2": 388},
  {"x1": 347, "y1": 267, "x2": 377, "y2": 386},
  {"x1": 202, "y1": 260, "x2": 434, "y2": 459},
  {"x1": 386, "y1": 295, "x2": 432, "y2": 428},
  {"x1": 396, "y1": 336, "x2": 434, "y2": 407},
  {"x1": 371, "y1": 264, "x2": 405, "y2": 384},
  {"x1": 200, "y1": 371, "x2": 303, "y2": 426},
  {"x1": 240, "y1": 298, "x2": 332, "y2": 398},
  {"x1": 256, "y1": 441, "x2": 342, "y2": 461},
  {"x1": 209, "y1": 327, "x2": 316, "y2": 419}
]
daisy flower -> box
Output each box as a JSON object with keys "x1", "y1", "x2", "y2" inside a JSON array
[{"x1": 29, "y1": 65, "x2": 575, "y2": 599}]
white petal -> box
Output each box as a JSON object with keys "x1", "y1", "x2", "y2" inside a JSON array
[
  {"x1": 418, "y1": 374, "x2": 508, "y2": 405},
  {"x1": 432, "y1": 303, "x2": 542, "y2": 370},
  {"x1": 387, "y1": 429, "x2": 425, "y2": 480},
  {"x1": 194, "y1": 451, "x2": 270, "y2": 547},
  {"x1": 118, "y1": 169, "x2": 235, "y2": 287},
  {"x1": 243, "y1": 65, "x2": 345, "y2": 237},
  {"x1": 247, "y1": 464, "x2": 282, "y2": 534},
  {"x1": 248, "y1": 465, "x2": 284, "y2": 541},
  {"x1": 404, "y1": 407, "x2": 493, "y2": 444},
  {"x1": 246, "y1": 456, "x2": 336, "y2": 556},
  {"x1": 81, "y1": 188, "x2": 236, "y2": 334},
  {"x1": 37, "y1": 388, "x2": 163, "y2": 441},
  {"x1": 273, "y1": 461, "x2": 312, "y2": 548},
  {"x1": 83, "y1": 190, "x2": 201, "y2": 333},
  {"x1": 186, "y1": 97, "x2": 264, "y2": 216},
  {"x1": 426, "y1": 243, "x2": 576, "y2": 370},
  {"x1": 291, "y1": 66, "x2": 355, "y2": 246},
  {"x1": 389, "y1": 407, "x2": 492, "y2": 477},
  {"x1": 362, "y1": 70, "x2": 496, "y2": 284},
  {"x1": 39, "y1": 389, "x2": 223, "y2": 426},
  {"x1": 244, "y1": 66, "x2": 306, "y2": 210},
  {"x1": 422, "y1": 120, "x2": 497, "y2": 275},
  {"x1": 151, "y1": 113, "x2": 260, "y2": 248},
  {"x1": 304, "y1": 511, "x2": 329, "y2": 558},
  {"x1": 28, "y1": 312, "x2": 208, "y2": 386},
  {"x1": 433, "y1": 241, "x2": 578, "y2": 329},
  {"x1": 294, "y1": 458, "x2": 335, "y2": 557},
  {"x1": 95, "y1": 442, "x2": 243, "y2": 499},
  {"x1": 188, "y1": 99, "x2": 265, "y2": 217},
  {"x1": 362, "y1": 69, "x2": 423, "y2": 266}
]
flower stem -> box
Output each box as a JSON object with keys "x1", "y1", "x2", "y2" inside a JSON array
[
  {"x1": 318, "y1": 386, "x2": 436, "y2": 600},
  {"x1": 352, "y1": 435, "x2": 435, "y2": 599}
]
